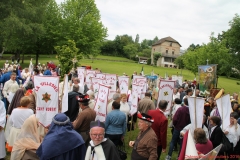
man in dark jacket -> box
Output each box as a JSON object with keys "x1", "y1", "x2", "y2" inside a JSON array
[{"x1": 65, "y1": 84, "x2": 82, "y2": 122}]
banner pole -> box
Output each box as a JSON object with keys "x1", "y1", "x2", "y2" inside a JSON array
[
  {"x1": 128, "y1": 115, "x2": 134, "y2": 149},
  {"x1": 60, "y1": 74, "x2": 66, "y2": 113}
]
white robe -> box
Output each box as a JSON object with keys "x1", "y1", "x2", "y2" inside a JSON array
[{"x1": 0, "y1": 101, "x2": 6, "y2": 158}]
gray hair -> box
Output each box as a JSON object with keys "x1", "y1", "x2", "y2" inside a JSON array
[
  {"x1": 113, "y1": 93, "x2": 121, "y2": 100},
  {"x1": 74, "y1": 78, "x2": 80, "y2": 83}
]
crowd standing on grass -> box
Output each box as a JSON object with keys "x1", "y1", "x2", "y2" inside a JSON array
[{"x1": 0, "y1": 59, "x2": 240, "y2": 160}]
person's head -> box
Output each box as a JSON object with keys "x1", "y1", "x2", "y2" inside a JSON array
[
  {"x1": 25, "y1": 68, "x2": 29, "y2": 73},
  {"x1": 145, "y1": 92, "x2": 151, "y2": 98},
  {"x1": 186, "y1": 88, "x2": 193, "y2": 96},
  {"x1": 77, "y1": 94, "x2": 90, "y2": 108},
  {"x1": 232, "y1": 102, "x2": 238, "y2": 111},
  {"x1": 209, "y1": 116, "x2": 221, "y2": 126},
  {"x1": 112, "y1": 93, "x2": 121, "y2": 103},
  {"x1": 121, "y1": 93, "x2": 127, "y2": 103},
  {"x1": 233, "y1": 93, "x2": 238, "y2": 100},
  {"x1": 89, "y1": 120, "x2": 105, "y2": 145},
  {"x1": 137, "y1": 113, "x2": 153, "y2": 132},
  {"x1": 10, "y1": 72, "x2": 17, "y2": 81},
  {"x1": 230, "y1": 112, "x2": 239, "y2": 125},
  {"x1": 178, "y1": 87, "x2": 184, "y2": 92},
  {"x1": 20, "y1": 96, "x2": 31, "y2": 107},
  {"x1": 158, "y1": 100, "x2": 168, "y2": 111},
  {"x1": 195, "y1": 89, "x2": 200, "y2": 96},
  {"x1": 194, "y1": 128, "x2": 207, "y2": 144},
  {"x1": 73, "y1": 78, "x2": 80, "y2": 84},
  {"x1": 72, "y1": 84, "x2": 79, "y2": 92},
  {"x1": 112, "y1": 101, "x2": 120, "y2": 110},
  {"x1": 173, "y1": 88, "x2": 178, "y2": 94},
  {"x1": 34, "y1": 68, "x2": 39, "y2": 75},
  {"x1": 174, "y1": 98, "x2": 182, "y2": 105}
]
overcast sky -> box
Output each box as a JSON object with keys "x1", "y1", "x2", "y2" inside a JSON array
[{"x1": 56, "y1": 0, "x2": 240, "y2": 49}]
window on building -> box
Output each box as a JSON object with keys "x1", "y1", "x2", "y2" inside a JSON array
[
  {"x1": 170, "y1": 42, "x2": 172, "y2": 46},
  {"x1": 172, "y1": 50, "x2": 174, "y2": 54},
  {"x1": 166, "y1": 50, "x2": 168, "y2": 54},
  {"x1": 164, "y1": 57, "x2": 171, "y2": 62}
]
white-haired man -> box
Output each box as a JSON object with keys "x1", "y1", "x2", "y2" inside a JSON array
[{"x1": 85, "y1": 120, "x2": 121, "y2": 160}]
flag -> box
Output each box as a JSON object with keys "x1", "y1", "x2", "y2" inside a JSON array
[
  {"x1": 34, "y1": 76, "x2": 59, "y2": 127},
  {"x1": 94, "y1": 84, "x2": 109, "y2": 122},
  {"x1": 105, "y1": 74, "x2": 117, "y2": 100},
  {"x1": 91, "y1": 77, "x2": 105, "y2": 100},
  {"x1": 157, "y1": 80, "x2": 175, "y2": 115},
  {"x1": 216, "y1": 94, "x2": 232, "y2": 130},
  {"x1": 187, "y1": 97, "x2": 205, "y2": 130},
  {"x1": 61, "y1": 75, "x2": 68, "y2": 113},
  {"x1": 141, "y1": 66, "x2": 144, "y2": 76},
  {"x1": 199, "y1": 144, "x2": 222, "y2": 160},
  {"x1": 185, "y1": 131, "x2": 198, "y2": 159}
]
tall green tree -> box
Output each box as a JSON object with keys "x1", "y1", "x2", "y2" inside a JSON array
[
  {"x1": 59, "y1": 0, "x2": 107, "y2": 56},
  {"x1": 135, "y1": 34, "x2": 139, "y2": 43}
]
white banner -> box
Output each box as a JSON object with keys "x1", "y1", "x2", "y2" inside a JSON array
[
  {"x1": 118, "y1": 76, "x2": 129, "y2": 94},
  {"x1": 129, "y1": 84, "x2": 139, "y2": 116},
  {"x1": 91, "y1": 77, "x2": 105, "y2": 100},
  {"x1": 132, "y1": 75, "x2": 145, "y2": 84},
  {"x1": 94, "y1": 84, "x2": 109, "y2": 122},
  {"x1": 77, "y1": 67, "x2": 85, "y2": 86},
  {"x1": 216, "y1": 94, "x2": 231, "y2": 130},
  {"x1": 105, "y1": 74, "x2": 117, "y2": 100},
  {"x1": 86, "y1": 70, "x2": 96, "y2": 88},
  {"x1": 61, "y1": 75, "x2": 68, "y2": 113},
  {"x1": 157, "y1": 80, "x2": 175, "y2": 115},
  {"x1": 187, "y1": 97, "x2": 205, "y2": 130},
  {"x1": 136, "y1": 78, "x2": 147, "y2": 99},
  {"x1": 34, "y1": 76, "x2": 59, "y2": 127},
  {"x1": 185, "y1": 131, "x2": 198, "y2": 160}
]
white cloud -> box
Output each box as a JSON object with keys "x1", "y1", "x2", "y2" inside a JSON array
[{"x1": 56, "y1": 0, "x2": 240, "y2": 49}]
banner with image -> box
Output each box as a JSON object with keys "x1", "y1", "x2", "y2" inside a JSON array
[
  {"x1": 94, "y1": 84, "x2": 109, "y2": 122},
  {"x1": 77, "y1": 67, "x2": 85, "y2": 86},
  {"x1": 34, "y1": 76, "x2": 59, "y2": 127},
  {"x1": 91, "y1": 77, "x2": 105, "y2": 100},
  {"x1": 85, "y1": 70, "x2": 96, "y2": 88},
  {"x1": 198, "y1": 64, "x2": 217, "y2": 92},
  {"x1": 157, "y1": 80, "x2": 175, "y2": 116},
  {"x1": 96, "y1": 73, "x2": 106, "y2": 80},
  {"x1": 136, "y1": 78, "x2": 147, "y2": 99},
  {"x1": 118, "y1": 76, "x2": 129, "y2": 94}
]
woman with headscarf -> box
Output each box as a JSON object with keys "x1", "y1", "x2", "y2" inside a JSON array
[
  {"x1": 10, "y1": 115, "x2": 40, "y2": 160},
  {"x1": 36, "y1": 113, "x2": 86, "y2": 160}
]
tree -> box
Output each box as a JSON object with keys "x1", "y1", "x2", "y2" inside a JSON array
[
  {"x1": 0, "y1": 0, "x2": 49, "y2": 64},
  {"x1": 153, "y1": 52, "x2": 161, "y2": 66},
  {"x1": 59, "y1": 0, "x2": 107, "y2": 57},
  {"x1": 123, "y1": 44, "x2": 138, "y2": 59},
  {"x1": 135, "y1": 34, "x2": 139, "y2": 43},
  {"x1": 152, "y1": 36, "x2": 159, "y2": 45},
  {"x1": 55, "y1": 40, "x2": 81, "y2": 77}
]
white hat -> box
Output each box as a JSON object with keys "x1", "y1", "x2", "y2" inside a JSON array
[{"x1": 86, "y1": 90, "x2": 94, "y2": 96}]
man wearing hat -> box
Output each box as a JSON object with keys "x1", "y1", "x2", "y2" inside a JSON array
[
  {"x1": 129, "y1": 112, "x2": 158, "y2": 160},
  {"x1": 73, "y1": 94, "x2": 96, "y2": 147},
  {"x1": 85, "y1": 120, "x2": 121, "y2": 160}
]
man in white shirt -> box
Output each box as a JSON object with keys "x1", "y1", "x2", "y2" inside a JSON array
[
  {"x1": 70, "y1": 77, "x2": 84, "y2": 94},
  {"x1": 2, "y1": 72, "x2": 19, "y2": 109}
]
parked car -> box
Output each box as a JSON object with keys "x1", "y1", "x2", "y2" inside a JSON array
[{"x1": 139, "y1": 60, "x2": 147, "y2": 64}]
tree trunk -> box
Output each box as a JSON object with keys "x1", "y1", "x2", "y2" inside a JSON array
[
  {"x1": 22, "y1": 52, "x2": 24, "y2": 64},
  {"x1": 36, "y1": 50, "x2": 39, "y2": 65}
]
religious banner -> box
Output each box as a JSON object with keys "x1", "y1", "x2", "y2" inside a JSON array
[
  {"x1": 136, "y1": 78, "x2": 147, "y2": 99},
  {"x1": 118, "y1": 76, "x2": 129, "y2": 94},
  {"x1": 94, "y1": 84, "x2": 109, "y2": 122},
  {"x1": 187, "y1": 97, "x2": 205, "y2": 131},
  {"x1": 105, "y1": 74, "x2": 117, "y2": 99},
  {"x1": 198, "y1": 64, "x2": 217, "y2": 92},
  {"x1": 132, "y1": 75, "x2": 145, "y2": 84},
  {"x1": 91, "y1": 77, "x2": 105, "y2": 100},
  {"x1": 216, "y1": 94, "x2": 231, "y2": 130},
  {"x1": 96, "y1": 73, "x2": 106, "y2": 80},
  {"x1": 129, "y1": 84, "x2": 139, "y2": 116},
  {"x1": 157, "y1": 80, "x2": 175, "y2": 115},
  {"x1": 185, "y1": 131, "x2": 198, "y2": 160},
  {"x1": 61, "y1": 75, "x2": 68, "y2": 113},
  {"x1": 85, "y1": 70, "x2": 96, "y2": 88},
  {"x1": 77, "y1": 67, "x2": 85, "y2": 86},
  {"x1": 34, "y1": 76, "x2": 59, "y2": 127}
]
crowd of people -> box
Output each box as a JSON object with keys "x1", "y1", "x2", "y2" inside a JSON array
[{"x1": 0, "y1": 59, "x2": 240, "y2": 160}]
